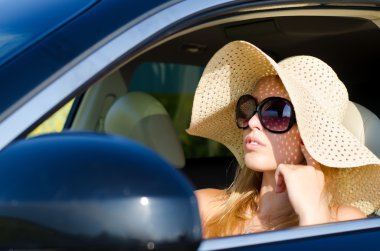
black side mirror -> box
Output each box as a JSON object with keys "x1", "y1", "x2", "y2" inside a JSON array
[{"x1": 0, "y1": 132, "x2": 202, "y2": 250}]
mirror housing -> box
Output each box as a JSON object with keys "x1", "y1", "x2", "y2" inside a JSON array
[{"x1": 0, "y1": 132, "x2": 202, "y2": 250}]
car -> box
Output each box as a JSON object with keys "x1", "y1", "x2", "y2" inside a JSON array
[{"x1": 1, "y1": 0, "x2": 380, "y2": 250}]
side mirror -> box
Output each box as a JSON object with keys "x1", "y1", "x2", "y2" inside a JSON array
[{"x1": 0, "y1": 132, "x2": 202, "y2": 250}]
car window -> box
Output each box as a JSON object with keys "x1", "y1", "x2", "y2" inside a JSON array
[
  {"x1": 28, "y1": 100, "x2": 74, "y2": 138},
  {"x1": 128, "y1": 62, "x2": 232, "y2": 159}
]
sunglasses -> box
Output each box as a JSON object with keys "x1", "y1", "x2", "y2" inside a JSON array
[{"x1": 235, "y1": 95, "x2": 296, "y2": 133}]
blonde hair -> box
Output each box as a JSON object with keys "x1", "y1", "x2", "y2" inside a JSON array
[
  {"x1": 203, "y1": 163, "x2": 336, "y2": 239},
  {"x1": 203, "y1": 166, "x2": 260, "y2": 238}
]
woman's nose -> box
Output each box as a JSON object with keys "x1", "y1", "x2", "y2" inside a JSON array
[{"x1": 247, "y1": 113, "x2": 263, "y2": 131}]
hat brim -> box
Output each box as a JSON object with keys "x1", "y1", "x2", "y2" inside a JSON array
[{"x1": 188, "y1": 40, "x2": 380, "y2": 167}]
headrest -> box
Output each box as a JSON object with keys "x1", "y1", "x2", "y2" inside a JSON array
[
  {"x1": 104, "y1": 92, "x2": 185, "y2": 168},
  {"x1": 343, "y1": 101, "x2": 380, "y2": 158}
]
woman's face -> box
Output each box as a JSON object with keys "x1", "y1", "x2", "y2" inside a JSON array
[{"x1": 243, "y1": 76, "x2": 304, "y2": 172}]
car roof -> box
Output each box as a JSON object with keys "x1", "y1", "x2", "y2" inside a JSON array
[{"x1": 0, "y1": 0, "x2": 97, "y2": 67}]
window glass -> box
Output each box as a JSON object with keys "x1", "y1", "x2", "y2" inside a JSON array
[
  {"x1": 28, "y1": 99, "x2": 74, "y2": 138},
  {"x1": 129, "y1": 62, "x2": 232, "y2": 158}
]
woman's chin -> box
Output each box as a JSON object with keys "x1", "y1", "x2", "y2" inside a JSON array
[{"x1": 244, "y1": 155, "x2": 277, "y2": 172}]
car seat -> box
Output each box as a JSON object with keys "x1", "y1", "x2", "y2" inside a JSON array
[
  {"x1": 343, "y1": 101, "x2": 380, "y2": 158},
  {"x1": 104, "y1": 91, "x2": 185, "y2": 168}
]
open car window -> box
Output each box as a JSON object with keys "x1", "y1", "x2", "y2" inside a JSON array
[
  {"x1": 7, "y1": 1, "x2": 380, "y2": 250},
  {"x1": 128, "y1": 61, "x2": 232, "y2": 159}
]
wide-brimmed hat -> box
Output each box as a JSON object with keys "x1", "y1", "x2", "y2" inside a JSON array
[{"x1": 187, "y1": 40, "x2": 380, "y2": 214}]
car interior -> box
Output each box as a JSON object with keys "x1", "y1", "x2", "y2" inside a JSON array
[{"x1": 31, "y1": 9, "x2": 380, "y2": 213}]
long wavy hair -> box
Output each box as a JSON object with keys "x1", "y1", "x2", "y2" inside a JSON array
[{"x1": 203, "y1": 163, "x2": 335, "y2": 239}]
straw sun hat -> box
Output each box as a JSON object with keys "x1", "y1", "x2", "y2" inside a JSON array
[{"x1": 187, "y1": 40, "x2": 380, "y2": 214}]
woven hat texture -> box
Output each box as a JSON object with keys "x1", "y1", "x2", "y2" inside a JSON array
[{"x1": 187, "y1": 40, "x2": 380, "y2": 214}]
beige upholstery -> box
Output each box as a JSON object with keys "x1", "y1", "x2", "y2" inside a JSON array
[
  {"x1": 343, "y1": 101, "x2": 380, "y2": 158},
  {"x1": 104, "y1": 92, "x2": 185, "y2": 168}
]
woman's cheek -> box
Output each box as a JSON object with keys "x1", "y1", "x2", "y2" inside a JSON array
[{"x1": 270, "y1": 128, "x2": 304, "y2": 165}]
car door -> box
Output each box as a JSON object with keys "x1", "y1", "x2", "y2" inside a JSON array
[{"x1": 1, "y1": 0, "x2": 380, "y2": 250}]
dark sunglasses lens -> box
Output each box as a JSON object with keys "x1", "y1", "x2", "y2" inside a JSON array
[
  {"x1": 236, "y1": 96, "x2": 256, "y2": 128},
  {"x1": 261, "y1": 99, "x2": 292, "y2": 132}
]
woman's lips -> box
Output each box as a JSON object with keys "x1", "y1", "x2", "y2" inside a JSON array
[{"x1": 245, "y1": 136, "x2": 265, "y2": 151}]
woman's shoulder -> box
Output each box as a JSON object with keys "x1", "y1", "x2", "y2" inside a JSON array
[
  {"x1": 195, "y1": 188, "x2": 227, "y2": 202},
  {"x1": 195, "y1": 188, "x2": 227, "y2": 222},
  {"x1": 334, "y1": 205, "x2": 366, "y2": 222}
]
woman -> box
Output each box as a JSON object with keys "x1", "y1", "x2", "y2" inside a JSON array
[{"x1": 186, "y1": 41, "x2": 380, "y2": 238}]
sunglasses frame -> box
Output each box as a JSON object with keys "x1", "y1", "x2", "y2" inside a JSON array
[{"x1": 235, "y1": 94, "x2": 296, "y2": 133}]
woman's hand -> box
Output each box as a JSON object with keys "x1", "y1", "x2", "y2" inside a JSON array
[{"x1": 274, "y1": 145, "x2": 331, "y2": 226}]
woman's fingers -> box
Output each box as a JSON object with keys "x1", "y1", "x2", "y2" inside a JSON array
[
  {"x1": 275, "y1": 163, "x2": 295, "y2": 194},
  {"x1": 275, "y1": 172, "x2": 286, "y2": 193}
]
